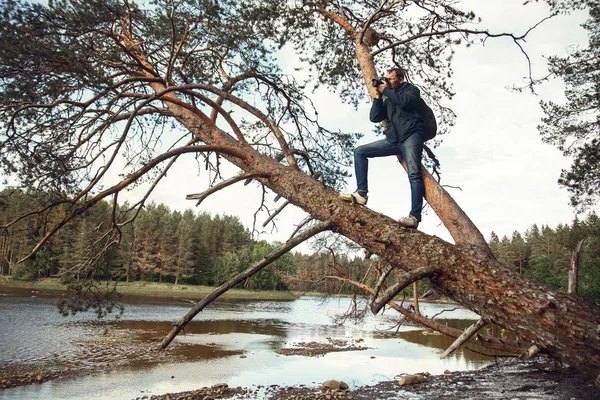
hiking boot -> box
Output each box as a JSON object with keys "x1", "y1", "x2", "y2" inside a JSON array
[
  {"x1": 398, "y1": 215, "x2": 419, "y2": 228},
  {"x1": 339, "y1": 191, "x2": 368, "y2": 205}
]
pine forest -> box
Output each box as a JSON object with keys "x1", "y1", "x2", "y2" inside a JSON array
[{"x1": 1, "y1": 188, "x2": 598, "y2": 305}]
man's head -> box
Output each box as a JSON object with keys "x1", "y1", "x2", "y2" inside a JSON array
[{"x1": 385, "y1": 67, "x2": 406, "y2": 89}]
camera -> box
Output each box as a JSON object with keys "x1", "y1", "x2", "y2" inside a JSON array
[{"x1": 371, "y1": 77, "x2": 389, "y2": 87}]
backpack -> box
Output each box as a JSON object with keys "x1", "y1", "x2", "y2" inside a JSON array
[{"x1": 416, "y1": 98, "x2": 437, "y2": 141}]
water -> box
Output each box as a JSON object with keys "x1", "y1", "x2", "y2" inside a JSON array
[{"x1": 0, "y1": 287, "x2": 490, "y2": 399}]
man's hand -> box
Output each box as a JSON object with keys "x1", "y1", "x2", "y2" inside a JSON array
[{"x1": 375, "y1": 81, "x2": 388, "y2": 97}]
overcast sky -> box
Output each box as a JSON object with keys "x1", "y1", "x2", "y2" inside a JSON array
[{"x1": 121, "y1": 1, "x2": 598, "y2": 251}]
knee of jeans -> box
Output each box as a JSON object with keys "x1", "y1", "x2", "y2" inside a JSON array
[
  {"x1": 407, "y1": 169, "x2": 423, "y2": 181},
  {"x1": 354, "y1": 146, "x2": 366, "y2": 158}
]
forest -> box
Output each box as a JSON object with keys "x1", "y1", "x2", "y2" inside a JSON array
[{"x1": 2, "y1": 188, "x2": 599, "y2": 305}]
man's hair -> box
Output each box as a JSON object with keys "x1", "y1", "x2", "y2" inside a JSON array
[{"x1": 387, "y1": 67, "x2": 406, "y2": 81}]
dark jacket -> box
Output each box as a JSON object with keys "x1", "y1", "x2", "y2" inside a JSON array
[{"x1": 369, "y1": 82, "x2": 425, "y2": 143}]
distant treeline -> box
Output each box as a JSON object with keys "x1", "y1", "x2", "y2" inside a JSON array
[
  {"x1": 489, "y1": 213, "x2": 600, "y2": 304},
  {"x1": 0, "y1": 188, "x2": 372, "y2": 293},
  {"x1": 1, "y1": 188, "x2": 599, "y2": 304}
]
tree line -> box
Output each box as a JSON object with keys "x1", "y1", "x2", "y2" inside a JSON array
[
  {"x1": 1, "y1": 188, "x2": 599, "y2": 303},
  {"x1": 489, "y1": 213, "x2": 600, "y2": 305},
  {"x1": 0, "y1": 188, "x2": 372, "y2": 292}
]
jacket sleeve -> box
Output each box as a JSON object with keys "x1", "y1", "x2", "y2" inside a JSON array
[
  {"x1": 369, "y1": 98, "x2": 387, "y2": 122},
  {"x1": 382, "y1": 84, "x2": 420, "y2": 109}
]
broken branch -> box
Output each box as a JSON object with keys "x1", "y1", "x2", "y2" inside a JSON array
[{"x1": 440, "y1": 317, "x2": 488, "y2": 359}]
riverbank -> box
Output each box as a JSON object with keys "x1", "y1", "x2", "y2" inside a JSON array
[
  {"x1": 3, "y1": 351, "x2": 598, "y2": 399},
  {"x1": 0, "y1": 277, "x2": 298, "y2": 301},
  {"x1": 0, "y1": 277, "x2": 452, "y2": 304},
  {"x1": 147, "y1": 358, "x2": 599, "y2": 400},
  {"x1": 0, "y1": 288, "x2": 597, "y2": 399}
]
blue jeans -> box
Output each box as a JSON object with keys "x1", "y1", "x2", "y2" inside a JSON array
[{"x1": 354, "y1": 133, "x2": 424, "y2": 221}]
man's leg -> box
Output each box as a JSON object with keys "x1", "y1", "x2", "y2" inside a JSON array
[
  {"x1": 399, "y1": 133, "x2": 425, "y2": 222},
  {"x1": 354, "y1": 139, "x2": 402, "y2": 192}
]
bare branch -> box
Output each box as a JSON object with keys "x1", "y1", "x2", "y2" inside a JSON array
[
  {"x1": 188, "y1": 84, "x2": 298, "y2": 169},
  {"x1": 289, "y1": 216, "x2": 314, "y2": 239},
  {"x1": 186, "y1": 171, "x2": 269, "y2": 206},
  {"x1": 262, "y1": 200, "x2": 290, "y2": 228},
  {"x1": 160, "y1": 220, "x2": 335, "y2": 349},
  {"x1": 520, "y1": 344, "x2": 542, "y2": 361},
  {"x1": 369, "y1": 265, "x2": 437, "y2": 314},
  {"x1": 325, "y1": 275, "x2": 527, "y2": 354},
  {"x1": 18, "y1": 144, "x2": 247, "y2": 263},
  {"x1": 440, "y1": 317, "x2": 488, "y2": 359}
]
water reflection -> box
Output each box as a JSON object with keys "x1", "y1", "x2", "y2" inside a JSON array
[{"x1": 0, "y1": 290, "x2": 503, "y2": 400}]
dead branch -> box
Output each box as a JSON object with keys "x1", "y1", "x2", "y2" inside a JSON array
[
  {"x1": 209, "y1": 70, "x2": 255, "y2": 123},
  {"x1": 325, "y1": 275, "x2": 527, "y2": 354},
  {"x1": 186, "y1": 172, "x2": 269, "y2": 206},
  {"x1": 262, "y1": 200, "x2": 290, "y2": 227},
  {"x1": 369, "y1": 265, "x2": 437, "y2": 314},
  {"x1": 440, "y1": 317, "x2": 488, "y2": 359},
  {"x1": 371, "y1": 264, "x2": 394, "y2": 301},
  {"x1": 289, "y1": 216, "x2": 314, "y2": 239},
  {"x1": 520, "y1": 344, "x2": 542, "y2": 361},
  {"x1": 189, "y1": 84, "x2": 298, "y2": 169},
  {"x1": 18, "y1": 145, "x2": 246, "y2": 263},
  {"x1": 160, "y1": 220, "x2": 334, "y2": 350}
]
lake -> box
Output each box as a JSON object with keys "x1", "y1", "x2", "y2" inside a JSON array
[{"x1": 0, "y1": 287, "x2": 494, "y2": 399}]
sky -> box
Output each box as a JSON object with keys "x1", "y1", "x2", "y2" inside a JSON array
[{"x1": 119, "y1": 0, "x2": 598, "y2": 252}]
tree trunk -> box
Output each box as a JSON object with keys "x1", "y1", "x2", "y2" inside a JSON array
[
  {"x1": 172, "y1": 106, "x2": 600, "y2": 377},
  {"x1": 128, "y1": 41, "x2": 600, "y2": 379},
  {"x1": 569, "y1": 239, "x2": 585, "y2": 296}
]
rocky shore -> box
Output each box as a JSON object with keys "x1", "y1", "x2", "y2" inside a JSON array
[
  {"x1": 1, "y1": 319, "x2": 598, "y2": 399},
  {"x1": 3, "y1": 349, "x2": 598, "y2": 400},
  {"x1": 142, "y1": 359, "x2": 598, "y2": 400}
]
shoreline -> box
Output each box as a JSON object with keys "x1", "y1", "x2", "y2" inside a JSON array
[
  {"x1": 145, "y1": 359, "x2": 598, "y2": 400},
  {"x1": 3, "y1": 356, "x2": 597, "y2": 399},
  {"x1": 0, "y1": 277, "x2": 298, "y2": 301},
  {"x1": 0, "y1": 277, "x2": 453, "y2": 304}
]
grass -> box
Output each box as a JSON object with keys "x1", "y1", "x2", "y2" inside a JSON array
[{"x1": 0, "y1": 277, "x2": 298, "y2": 301}]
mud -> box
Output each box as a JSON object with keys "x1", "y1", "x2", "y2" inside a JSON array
[{"x1": 276, "y1": 338, "x2": 369, "y2": 357}]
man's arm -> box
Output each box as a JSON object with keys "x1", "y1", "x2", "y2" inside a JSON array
[
  {"x1": 382, "y1": 84, "x2": 420, "y2": 109},
  {"x1": 369, "y1": 97, "x2": 387, "y2": 122}
]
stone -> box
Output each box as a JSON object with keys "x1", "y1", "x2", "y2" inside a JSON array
[
  {"x1": 398, "y1": 374, "x2": 426, "y2": 385},
  {"x1": 212, "y1": 383, "x2": 228, "y2": 389},
  {"x1": 321, "y1": 380, "x2": 349, "y2": 390}
]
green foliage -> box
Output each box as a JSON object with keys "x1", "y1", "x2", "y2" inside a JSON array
[
  {"x1": 0, "y1": 188, "x2": 296, "y2": 292},
  {"x1": 538, "y1": 0, "x2": 600, "y2": 212},
  {"x1": 489, "y1": 213, "x2": 600, "y2": 305},
  {"x1": 0, "y1": 0, "x2": 361, "y2": 196}
]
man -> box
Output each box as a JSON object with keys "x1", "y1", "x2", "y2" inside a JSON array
[{"x1": 340, "y1": 67, "x2": 425, "y2": 229}]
